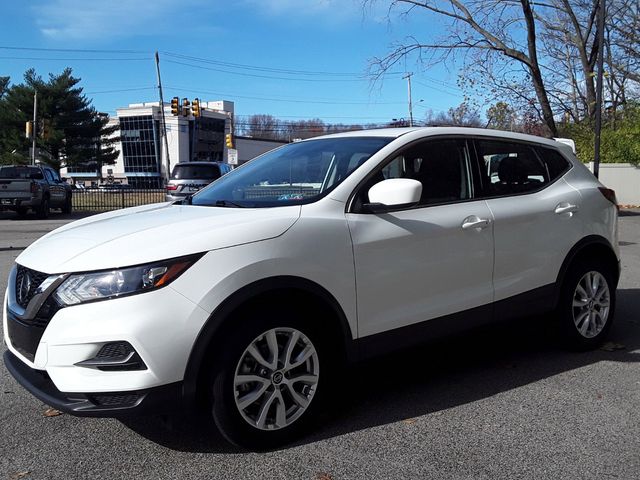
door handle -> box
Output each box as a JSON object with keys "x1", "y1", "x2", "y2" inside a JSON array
[
  {"x1": 462, "y1": 216, "x2": 491, "y2": 230},
  {"x1": 555, "y1": 203, "x2": 579, "y2": 215}
]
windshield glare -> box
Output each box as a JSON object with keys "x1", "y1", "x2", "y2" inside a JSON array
[{"x1": 191, "y1": 137, "x2": 393, "y2": 207}]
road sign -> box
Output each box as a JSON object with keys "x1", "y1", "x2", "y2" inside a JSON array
[{"x1": 228, "y1": 148, "x2": 238, "y2": 165}]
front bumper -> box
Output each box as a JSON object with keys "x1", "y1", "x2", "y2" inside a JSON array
[{"x1": 4, "y1": 350, "x2": 184, "y2": 416}]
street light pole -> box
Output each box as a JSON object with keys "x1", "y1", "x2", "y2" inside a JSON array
[
  {"x1": 403, "y1": 73, "x2": 414, "y2": 127},
  {"x1": 31, "y1": 90, "x2": 37, "y2": 166},
  {"x1": 155, "y1": 51, "x2": 171, "y2": 184},
  {"x1": 593, "y1": 0, "x2": 606, "y2": 179}
]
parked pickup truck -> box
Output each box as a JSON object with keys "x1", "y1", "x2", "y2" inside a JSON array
[{"x1": 0, "y1": 165, "x2": 72, "y2": 218}]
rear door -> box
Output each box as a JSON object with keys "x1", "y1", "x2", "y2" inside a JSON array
[
  {"x1": 475, "y1": 139, "x2": 581, "y2": 305},
  {"x1": 347, "y1": 137, "x2": 495, "y2": 338}
]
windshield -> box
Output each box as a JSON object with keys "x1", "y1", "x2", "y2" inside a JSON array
[
  {"x1": 191, "y1": 137, "x2": 393, "y2": 207},
  {"x1": 172, "y1": 164, "x2": 220, "y2": 180}
]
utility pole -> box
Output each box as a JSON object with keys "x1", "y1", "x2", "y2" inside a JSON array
[
  {"x1": 403, "y1": 73, "x2": 414, "y2": 127},
  {"x1": 593, "y1": 0, "x2": 606, "y2": 179},
  {"x1": 154, "y1": 51, "x2": 171, "y2": 184},
  {"x1": 31, "y1": 90, "x2": 37, "y2": 165}
]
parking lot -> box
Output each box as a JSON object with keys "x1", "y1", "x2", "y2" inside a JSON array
[{"x1": 1, "y1": 210, "x2": 639, "y2": 480}]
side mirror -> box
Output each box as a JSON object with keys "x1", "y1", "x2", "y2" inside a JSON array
[{"x1": 363, "y1": 178, "x2": 422, "y2": 213}]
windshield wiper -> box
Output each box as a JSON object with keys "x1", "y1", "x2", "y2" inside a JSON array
[{"x1": 214, "y1": 200, "x2": 246, "y2": 208}]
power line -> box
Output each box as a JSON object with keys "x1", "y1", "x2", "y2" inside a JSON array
[
  {"x1": 86, "y1": 87, "x2": 157, "y2": 94},
  {"x1": 164, "y1": 59, "x2": 375, "y2": 83},
  {"x1": 0, "y1": 46, "x2": 149, "y2": 54},
  {"x1": 0, "y1": 56, "x2": 150, "y2": 61},
  {"x1": 166, "y1": 85, "x2": 405, "y2": 105},
  {"x1": 162, "y1": 51, "x2": 403, "y2": 78}
]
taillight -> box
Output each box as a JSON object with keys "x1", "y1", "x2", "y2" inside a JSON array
[
  {"x1": 598, "y1": 187, "x2": 618, "y2": 209},
  {"x1": 30, "y1": 181, "x2": 38, "y2": 194},
  {"x1": 166, "y1": 184, "x2": 178, "y2": 191}
]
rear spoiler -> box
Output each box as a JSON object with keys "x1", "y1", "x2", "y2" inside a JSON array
[{"x1": 553, "y1": 138, "x2": 576, "y2": 154}]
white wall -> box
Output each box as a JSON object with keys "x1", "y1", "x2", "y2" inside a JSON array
[
  {"x1": 235, "y1": 137, "x2": 287, "y2": 164},
  {"x1": 587, "y1": 162, "x2": 640, "y2": 206}
]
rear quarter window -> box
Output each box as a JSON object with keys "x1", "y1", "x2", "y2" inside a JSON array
[{"x1": 536, "y1": 147, "x2": 571, "y2": 181}]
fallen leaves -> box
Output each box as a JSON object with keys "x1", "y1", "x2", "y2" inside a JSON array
[
  {"x1": 599, "y1": 342, "x2": 626, "y2": 352},
  {"x1": 10, "y1": 471, "x2": 30, "y2": 480},
  {"x1": 43, "y1": 408, "x2": 63, "y2": 417},
  {"x1": 316, "y1": 473, "x2": 333, "y2": 480}
]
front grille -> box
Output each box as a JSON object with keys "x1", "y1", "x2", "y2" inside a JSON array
[{"x1": 15, "y1": 265, "x2": 49, "y2": 309}]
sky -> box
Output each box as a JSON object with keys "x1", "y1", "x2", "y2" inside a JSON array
[{"x1": 0, "y1": 0, "x2": 467, "y2": 125}]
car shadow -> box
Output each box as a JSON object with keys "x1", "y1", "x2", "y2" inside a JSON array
[{"x1": 120, "y1": 288, "x2": 640, "y2": 453}]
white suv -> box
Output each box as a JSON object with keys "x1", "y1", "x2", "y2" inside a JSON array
[{"x1": 3, "y1": 127, "x2": 619, "y2": 449}]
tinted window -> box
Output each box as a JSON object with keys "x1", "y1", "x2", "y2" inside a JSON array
[
  {"x1": 537, "y1": 147, "x2": 570, "y2": 181},
  {"x1": 44, "y1": 169, "x2": 55, "y2": 182},
  {"x1": 361, "y1": 139, "x2": 472, "y2": 207},
  {"x1": 477, "y1": 140, "x2": 548, "y2": 196},
  {"x1": 0, "y1": 166, "x2": 41, "y2": 179},
  {"x1": 172, "y1": 164, "x2": 220, "y2": 180}
]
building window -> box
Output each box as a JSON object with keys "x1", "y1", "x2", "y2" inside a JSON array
[{"x1": 119, "y1": 115, "x2": 160, "y2": 175}]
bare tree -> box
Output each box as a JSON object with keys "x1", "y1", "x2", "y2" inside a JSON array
[
  {"x1": 368, "y1": 0, "x2": 560, "y2": 135},
  {"x1": 425, "y1": 102, "x2": 483, "y2": 126}
]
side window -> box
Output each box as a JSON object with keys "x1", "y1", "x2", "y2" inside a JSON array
[
  {"x1": 477, "y1": 140, "x2": 548, "y2": 196},
  {"x1": 537, "y1": 147, "x2": 571, "y2": 181},
  {"x1": 358, "y1": 138, "x2": 472, "y2": 208},
  {"x1": 43, "y1": 169, "x2": 54, "y2": 183}
]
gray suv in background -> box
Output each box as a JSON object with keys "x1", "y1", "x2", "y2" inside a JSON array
[{"x1": 165, "y1": 161, "x2": 231, "y2": 202}]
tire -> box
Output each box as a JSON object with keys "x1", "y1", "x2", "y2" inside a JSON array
[
  {"x1": 62, "y1": 193, "x2": 72, "y2": 214},
  {"x1": 556, "y1": 258, "x2": 616, "y2": 350},
  {"x1": 36, "y1": 196, "x2": 49, "y2": 219},
  {"x1": 208, "y1": 309, "x2": 329, "y2": 450},
  {"x1": 15, "y1": 207, "x2": 28, "y2": 217}
]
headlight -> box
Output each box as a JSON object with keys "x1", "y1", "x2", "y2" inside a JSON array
[{"x1": 52, "y1": 254, "x2": 202, "y2": 306}]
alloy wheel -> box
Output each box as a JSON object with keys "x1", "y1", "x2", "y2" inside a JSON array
[
  {"x1": 572, "y1": 271, "x2": 610, "y2": 338},
  {"x1": 233, "y1": 327, "x2": 319, "y2": 431}
]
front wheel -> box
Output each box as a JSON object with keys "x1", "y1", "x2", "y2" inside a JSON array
[
  {"x1": 556, "y1": 260, "x2": 616, "y2": 350},
  {"x1": 210, "y1": 316, "x2": 327, "y2": 450}
]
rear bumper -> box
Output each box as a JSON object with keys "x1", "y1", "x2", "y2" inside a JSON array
[
  {"x1": 4, "y1": 350, "x2": 185, "y2": 417},
  {"x1": 0, "y1": 197, "x2": 40, "y2": 209}
]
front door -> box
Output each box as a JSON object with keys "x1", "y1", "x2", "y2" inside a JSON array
[{"x1": 347, "y1": 138, "x2": 495, "y2": 338}]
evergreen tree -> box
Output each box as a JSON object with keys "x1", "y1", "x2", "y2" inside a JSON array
[{"x1": 0, "y1": 68, "x2": 119, "y2": 172}]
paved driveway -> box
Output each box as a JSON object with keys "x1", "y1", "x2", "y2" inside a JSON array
[{"x1": 1, "y1": 210, "x2": 639, "y2": 479}]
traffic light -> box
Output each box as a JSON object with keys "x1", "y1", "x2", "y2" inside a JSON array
[
  {"x1": 170, "y1": 97, "x2": 180, "y2": 116},
  {"x1": 192, "y1": 98, "x2": 200, "y2": 118},
  {"x1": 225, "y1": 133, "x2": 234, "y2": 149},
  {"x1": 182, "y1": 98, "x2": 191, "y2": 117}
]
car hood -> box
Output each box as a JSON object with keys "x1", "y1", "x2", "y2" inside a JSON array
[{"x1": 16, "y1": 202, "x2": 301, "y2": 274}]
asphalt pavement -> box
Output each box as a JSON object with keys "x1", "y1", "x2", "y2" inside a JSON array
[{"x1": 0, "y1": 209, "x2": 639, "y2": 479}]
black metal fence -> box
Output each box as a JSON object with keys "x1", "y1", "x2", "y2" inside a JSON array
[{"x1": 72, "y1": 188, "x2": 166, "y2": 212}]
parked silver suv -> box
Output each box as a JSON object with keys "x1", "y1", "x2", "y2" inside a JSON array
[{"x1": 165, "y1": 161, "x2": 231, "y2": 202}]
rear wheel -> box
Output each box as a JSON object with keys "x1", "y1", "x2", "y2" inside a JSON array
[
  {"x1": 209, "y1": 311, "x2": 327, "y2": 450},
  {"x1": 36, "y1": 197, "x2": 49, "y2": 219},
  {"x1": 15, "y1": 207, "x2": 28, "y2": 217},
  {"x1": 557, "y1": 259, "x2": 616, "y2": 350}
]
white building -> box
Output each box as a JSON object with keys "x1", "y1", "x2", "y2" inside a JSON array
[{"x1": 62, "y1": 100, "x2": 284, "y2": 188}]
